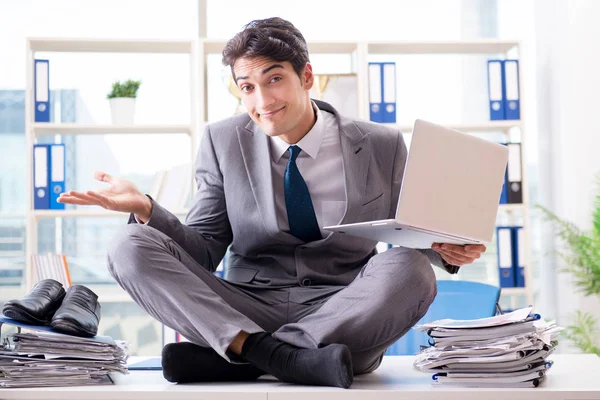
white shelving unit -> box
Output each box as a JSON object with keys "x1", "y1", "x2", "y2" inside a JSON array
[
  {"x1": 197, "y1": 38, "x2": 533, "y2": 306},
  {"x1": 24, "y1": 37, "x2": 532, "y2": 306},
  {"x1": 33, "y1": 123, "x2": 192, "y2": 136},
  {"x1": 24, "y1": 38, "x2": 201, "y2": 293}
]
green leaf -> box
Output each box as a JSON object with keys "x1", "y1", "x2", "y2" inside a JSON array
[
  {"x1": 537, "y1": 176, "x2": 600, "y2": 354},
  {"x1": 563, "y1": 311, "x2": 600, "y2": 355},
  {"x1": 107, "y1": 80, "x2": 142, "y2": 99},
  {"x1": 537, "y1": 202, "x2": 600, "y2": 296}
]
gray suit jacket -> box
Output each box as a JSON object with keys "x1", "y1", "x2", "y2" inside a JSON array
[{"x1": 132, "y1": 100, "x2": 458, "y2": 289}]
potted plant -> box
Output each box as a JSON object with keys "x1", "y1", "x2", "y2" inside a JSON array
[
  {"x1": 538, "y1": 179, "x2": 600, "y2": 355},
  {"x1": 107, "y1": 79, "x2": 141, "y2": 124}
]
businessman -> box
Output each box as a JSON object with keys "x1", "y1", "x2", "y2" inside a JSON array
[{"x1": 58, "y1": 17, "x2": 486, "y2": 388}]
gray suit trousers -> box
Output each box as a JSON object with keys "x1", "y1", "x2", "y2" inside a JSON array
[{"x1": 107, "y1": 224, "x2": 437, "y2": 375}]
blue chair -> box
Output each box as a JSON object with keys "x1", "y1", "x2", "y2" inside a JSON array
[{"x1": 385, "y1": 280, "x2": 501, "y2": 355}]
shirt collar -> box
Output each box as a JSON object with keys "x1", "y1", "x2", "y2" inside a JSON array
[{"x1": 270, "y1": 101, "x2": 325, "y2": 162}]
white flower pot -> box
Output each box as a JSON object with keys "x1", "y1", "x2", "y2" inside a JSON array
[{"x1": 109, "y1": 97, "x2": 136, "y2": 125}]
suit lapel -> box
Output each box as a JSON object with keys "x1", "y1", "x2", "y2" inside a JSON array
[
  {"x1": 338, "y1": 117, "x2": 370, "y2": 225},
  {"x1": 237, "y1": 120, "x2": 301, "y2": 244},
  {"x1": 314, "y1": 100, "x2": 371, "y2": 226},
  {"x1": 236, "y1": 121, "x2": 282, "y2": 240}
]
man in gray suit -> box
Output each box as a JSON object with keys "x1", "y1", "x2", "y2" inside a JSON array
[{"x1": 59, "y1": 17, "x2": 486, "y2": 388}]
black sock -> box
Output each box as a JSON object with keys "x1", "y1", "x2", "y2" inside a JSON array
[
  {"x1": 161, "y1": 342, "x2": 264, "y2": 383},
  {"x1": 241, "y1": 332, "x2": 353, "y2": 388}
]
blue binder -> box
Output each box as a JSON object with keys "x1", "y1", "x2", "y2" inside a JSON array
[
  {"x1": 498, "y1": 143, "x2": 508, "y2": 204},
  {"x1": 49, "y1": 144, "x2": 66, "y2": 210},
  {"x1": 368, "y1": 62, "x2": 383, "y2": 122},
  {"x1": 499, "y1": 168, "x2": 508, "y2": 204},
  {"x1": 487, "y1": 60, "x2": 505, "y2": 120},
  {"x1": 382, "y1": 62, "x2": 397, "y2": 123},
  {"x1": 503, "y1": 59, "x2": 520, "y2": 120},
  {"x1": 513, "y1": 226, "x2": 525, "y2": 287},
  {"x1": 34, "y1": 59, "x2": 50, "y2": 122},
  {"x1": 33, "y1": 144, "x2": 50, "y2": 209},
  {"x1": 496, "y1": 226, "x2": 515, "y2": 287}
]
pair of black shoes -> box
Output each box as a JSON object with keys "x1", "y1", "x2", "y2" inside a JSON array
[{"x1": 2, "y1": 279, "x2": 101, "y2": 337}]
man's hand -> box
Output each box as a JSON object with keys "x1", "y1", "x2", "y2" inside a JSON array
[
  {"x1": 57, "y1": 171, "x2": 153, "y2": 222},
  {"x1": 431, "y1": 243, "x2": 486, "y2": 267}
]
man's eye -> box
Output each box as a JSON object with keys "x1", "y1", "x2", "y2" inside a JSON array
[
  {"x1": 270, "y1": 77, "x2": 281, "y2": 83},
  {"x1": 240, "y1": 85, "x2": 252, "y2": 93}
]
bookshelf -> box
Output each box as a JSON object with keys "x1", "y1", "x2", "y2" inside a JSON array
[
  {"x1": 24, "y1": 37, "x2": 532, "y2": 307},
  {"x1": 24, "y1": 38, "x2": 201, "y2": 295}
]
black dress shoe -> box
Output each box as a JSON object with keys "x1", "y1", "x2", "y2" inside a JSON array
[
  {"x1": 162, "y1": 341, "x2": 264, "y2": 383},
  {"x1": 50, "y1": 285, "x2": 101, "y2": 337},
  {"x1": 2, "y1": 279, "x2": 66, "y2": 325}
]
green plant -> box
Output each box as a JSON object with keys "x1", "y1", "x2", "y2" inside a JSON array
[
  {"x1": 107, "y1": 80, "x2": 141, "y2": 99},
  {"x1": 538, "y1": 179, "x2": 600, "y2": 355}
]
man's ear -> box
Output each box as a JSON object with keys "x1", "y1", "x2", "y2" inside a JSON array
[{"x1": 302, "y1": 62, "x2": 314, "y2": 90}]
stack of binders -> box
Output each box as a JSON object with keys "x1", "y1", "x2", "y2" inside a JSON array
[
  {"x1": 413, "y1": 307, "x2": 562, "y2": 388},
  {"x1": 496, "y1": 225, "x2": 525, "y2": 288},
  {"x1": 33, "y1": 144, "x2": 65, "y2": 210},
  {"x1": 487, "y1": 59, "x2": 520, "y2": 120},
  {"x1": 368, "y1": 62, "x2": 396, "y2": 123}
]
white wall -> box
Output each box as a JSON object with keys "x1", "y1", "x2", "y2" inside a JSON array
[{"x1": 533, "y1": 0, "x2": 600, "y2": 349}]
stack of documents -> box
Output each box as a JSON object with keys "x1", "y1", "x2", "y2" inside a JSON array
[
  {"x1": 413, "y1": 307, "x2": 562, "y2": 388},
  {"x1": 0, "y1": 317, "x2": 128, "y2": 388}
]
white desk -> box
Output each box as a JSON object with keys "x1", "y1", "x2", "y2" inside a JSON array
[{"x1": 1, "y1": 354, "x2": 599, "y2": 400}]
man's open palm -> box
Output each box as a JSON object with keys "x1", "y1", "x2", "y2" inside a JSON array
[{"x1": 57, "y1": 171, "x2": 151, "y2": 217}]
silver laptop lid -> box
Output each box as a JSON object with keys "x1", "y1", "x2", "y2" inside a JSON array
[{"x1": 395, "y1": 119, "x2": 509, "y2": 242}]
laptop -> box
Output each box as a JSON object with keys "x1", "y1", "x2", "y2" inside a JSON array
[{"x1": 323, "y1": 119, "x2": 509, "y2": 249}]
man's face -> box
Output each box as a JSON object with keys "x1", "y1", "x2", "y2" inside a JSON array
[{"x1": 233, "y1": 57, "x2": 314, "y2": 138}]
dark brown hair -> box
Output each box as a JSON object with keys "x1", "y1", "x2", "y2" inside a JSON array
[{"x1": 222, "y1": 17, "x2": 309, "y2": 80}]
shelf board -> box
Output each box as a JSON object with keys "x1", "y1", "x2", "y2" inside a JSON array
[
  {"x1": 0, "y1": 212, "x2": 26, "y2": 218},
  {"x1": 32, "y1": 209, "x2": 189, "y2": 219},
  {"x1": 498, "y1": 204, "x2": 526, "y2": 212},
  {"x1": 28, "y1": 38, "x2": 193, "y2": 54},
  {"x1": 368, "y1": 40, "x2": 519, "y2": 54},
  {"x1": 202, "y1": 39, "x2": 358, "y2": 55},
  {"x1": 501, "y1": 287, "x2": 527, "y2": 296},
  {"x1": 396, "y1": 121, "x2": 521, "y2": 133},
  {"x1": 32, "y1": 123, "x2": 192, "y2": 136}
]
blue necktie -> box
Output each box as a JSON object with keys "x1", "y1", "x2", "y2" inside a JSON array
[{"x1": 284, "y1": 145, "x2": 321, "y2": 242}]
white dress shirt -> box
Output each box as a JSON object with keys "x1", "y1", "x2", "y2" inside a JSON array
[{"x1": 269, "y1": 102, "x2": 346, "y2": 236}]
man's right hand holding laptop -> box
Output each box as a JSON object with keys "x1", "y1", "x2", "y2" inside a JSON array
[{"x1": 431, "y1": 243, "x2": 486, "y2": 267}]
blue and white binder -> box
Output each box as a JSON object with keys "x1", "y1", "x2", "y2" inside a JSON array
[
  {"x1": 49, "y1": 144, "x2": 66, "y2": 210},
  {"x1": 507, "y1": 143, "x2": 523, "y2": 203},
  {"x1": 33, "y1": 144, "x2": 50, "y2": 209},
  {"x1": 382, "y1": 62, "x2": 397, "y2": 123},
  {"x1": 496, "y1": 226, "x2": 515, "y2": 287},
  {"x1": 368, "y1": 62, "x2": 383, "y2": 122},
  {"x1": 513, "y1": 226, "x2": 525, "y2": 287},
  {"x1": 34, "y1": 59, "x2": 50, "y2": 122},
  {"x1": 503, "y1": 59, "x2": 520, "y2": 120},
  {"x1": 487, "y1": 60, "x2": 505, "y2": 121},
  {"x1": 499, "y1": 169, "x2": 508, "y2": 204}
]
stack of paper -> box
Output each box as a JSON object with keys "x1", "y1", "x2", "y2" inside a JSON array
[
  {"x1": 413, "y1": 307, "x2": 563, "y2": 388},
  {"x1": 0, "y1": 318, "x2": 128, "y2": 388}
]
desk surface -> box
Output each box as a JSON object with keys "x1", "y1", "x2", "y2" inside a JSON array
[{"x1": 1, "y1": 354, "x2": 599, "y2": 400}]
